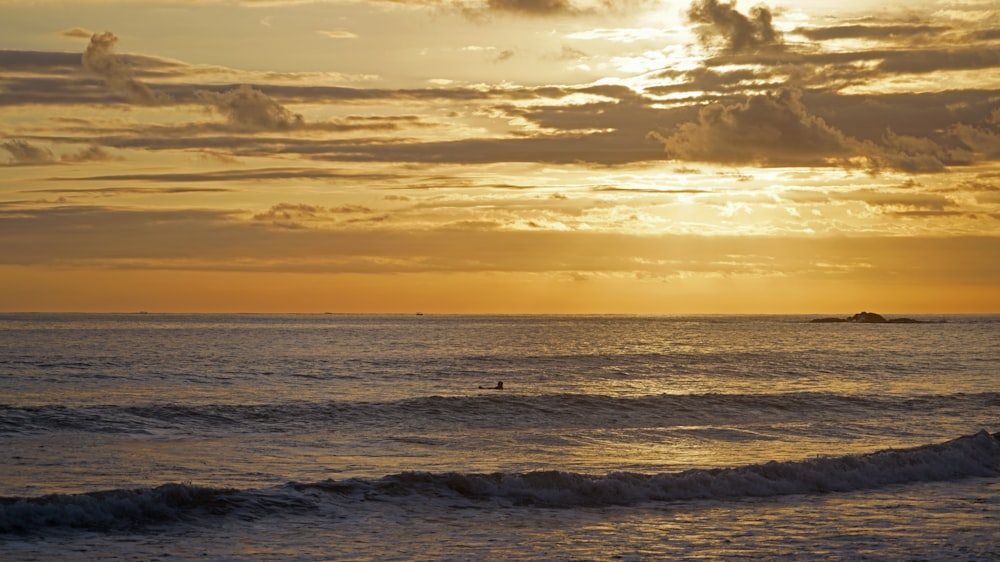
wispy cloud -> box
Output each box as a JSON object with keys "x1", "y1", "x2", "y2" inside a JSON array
[
  {"x1": 1, "y1": 205, "x2": 997, "y2": 285},
  {"x1": 318, "y1": 30, "x2": 359, "y2": 39}
]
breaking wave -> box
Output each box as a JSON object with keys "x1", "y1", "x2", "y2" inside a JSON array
[{"x1": 3, "y1": 430, "x2": 997, "y2": 534}]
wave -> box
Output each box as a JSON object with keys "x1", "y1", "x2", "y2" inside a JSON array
[
  {"x1": 2, "y1": 392, "x2": 997, "y2": 435},
  {"x1": 3, "y1": 430, "x2": 997, "y2": 534}
]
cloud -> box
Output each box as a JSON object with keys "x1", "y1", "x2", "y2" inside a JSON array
[
  {"x1": 283, "y1": 130, "x2": 664, "y2": 165},
  {"x1": 648, "y1": 66, "x2": 759, "y2": 95},
  {"x1": 871, "y1": 130, "x2": 952, "y2": 174},
  {"x1": 652, "y1": 88, "x2": 858, "y2": 167},
  {"x1": 59, "y1": 167, "x2": 402, "y2": 183},
  {"x1": 59, "y1": 27, "x2": 95, "y2": 39},
  {"x1": 836, "y1": 189, "x2": 955, "y2": 211},
  {"x1": 651, "y1": 87, "x2": 998, "y2": 172},
  {"x1": 252, "y1": 203, "x2": 376, "y2": 228},
  {"x1": 0, "y1": 50, "x2": 84, "y2": 75},
  {"x1": 456, "y1": 0, "x2": 655, "y2": 18},
  {"x1": 878, "y1": 47, "x2": 1000, "y2": 74},
  {"x1": 61, "y1": 144, "x2": 116, "y2": 163},
  {"x1": 804, "y1": 90, "x2": 996, "y2": 148},
  {"x1": 1, "y1": 139, "x2": 56, "y2": 165},
  {"x1": 195, "y1": 84, "x2": 304, "y2": 131},
  {"x1": 1, "y1": 205, "x2": 997, "y2": 287},
  {"x1": 494, "y1": 49, "x2": 516, "y2": 62},
  {"x1": 486, "y1": 0, "x2": 573, "y2": 15},
  {"x1": 2, "y1": 139, "x2": 116, "y2": 166},
  {"x1": 949, "y1": 122, "x2": 1000, "y2": 161},
  {"x1": 795, "y1": 24, "x2": 951, "y2": 41},
  {"x1": 82, "y1": 32, "x2": 166, "y2": 104},
  {"x1": 687, "y1": 0, "x2": 782, "y2": 54},
  {"x1": 24, "y1": 187, "x2": 233, "y2": 197},
  {"x1": 318, "y1": 30, "x2": 359, "y2": 39}
]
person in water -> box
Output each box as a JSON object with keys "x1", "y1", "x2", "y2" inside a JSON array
[{"x1": 479, "y1": 381, "x2": 503, "y2": 390}]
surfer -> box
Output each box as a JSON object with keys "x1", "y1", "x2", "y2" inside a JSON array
[{"x1": 479, "y1": 381, "x2": 503, "y2": 390}]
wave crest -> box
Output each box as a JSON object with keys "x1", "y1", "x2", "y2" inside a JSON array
[{"x1": 3, "y1": 431, "x2": 996, "y2": 534}]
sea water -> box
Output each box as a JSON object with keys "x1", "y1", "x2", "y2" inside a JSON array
[{"x1": 1, "y1": 314, "x2": 997, "y2": 560}]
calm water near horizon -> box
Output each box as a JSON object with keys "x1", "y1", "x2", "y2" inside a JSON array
[{"x1": 1, "y1": 313, "x2": 998, "y2": 560}]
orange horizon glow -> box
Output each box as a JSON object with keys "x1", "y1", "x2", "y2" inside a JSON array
[
  {"x1": 2, "y1": 266, "x2": 997, "y2": 315},
  {"x1": 1, "y1": 0, "x2": 998, "y2": 313}
]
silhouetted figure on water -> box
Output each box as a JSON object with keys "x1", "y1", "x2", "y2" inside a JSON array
[{"x1": 479, "y1": 381, "x2": 503, "y2": 390}]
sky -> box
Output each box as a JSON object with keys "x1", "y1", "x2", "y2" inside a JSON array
[{"x1": 0, "y1": 0, "x2": 998, "y2": 314}]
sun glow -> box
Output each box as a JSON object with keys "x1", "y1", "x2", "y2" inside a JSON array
[{"x1": 0, "y1": 0, "x2": 998, "y2": 313}]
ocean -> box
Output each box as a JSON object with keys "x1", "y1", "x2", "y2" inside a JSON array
[{"x1": 1, "y1": 313, "x2": 997, "y2": 561}]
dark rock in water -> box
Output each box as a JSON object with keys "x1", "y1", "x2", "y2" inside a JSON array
[
  {"x1": 849, "y1": 311, "x2": 886, "y2": 323},
  {"x1": 810, "y1": 311, "x2": 933, "y2": 324}
]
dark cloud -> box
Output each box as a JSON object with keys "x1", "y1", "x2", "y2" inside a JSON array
[
  {"x1": 795, "y1": 24, "x2": 950, "y2": 41},
  {"x1": 285, "y1": 131, "x2": 665, "y2": 165},
  {"x1": 60, "y1": 27, "x2": 95, "y2": 39},
  {"x1": 502, "y1": 86, "x2": 692, "y2": 135},
  {"x1": 56, "y1": 167, "x2": 403, "y2": 184},
  {"x1": 877, "y1": 47, "x2": 1000, "y2": 74},
  {"x1": 871, "y1": 130, "x2": 953, "y2": 174},
  {"x1": 652, "y1": 88, "x2": 858, "y2": 167},
  {"x1": 195, "y1": 84, "x2": 304, "y2": 131},
  {"x1": 11, "y1": 76, "x2": 993, "y2": 173},
  {"x1": 950, "y1": 122, "x2": 1000, "y2": 162},
  {"x1": 18, "y1": 83, "x2": 990, "y2": 173},
  {"x1": 494, "y1": 49, "x2": 516, "y2": 62},
  {"x1": 454, "y1": 0, "x2": 657, "y2": 19},
  {"x1": 648, "y1": 67, "x2": 761, "y2": 95},
  {"x1": 972, "y1": 29, "x2": 1000, "y2": 41},
  {"x1": 21, "y1": 87, "x2": 666, "y2": 165},
  {"x1": 2, "y1": 139, "x2": 116, "y2": 166},
  {"x1": 804, "y1": 90, "x2": 996, "y2": 144},
  {"x1": 252, "y1": 203, "x2": 376, "y2": 228},
  {"x1": 0, "y1": 50, "x2": 82, "y2": 74},
  {"x1": 82, "y1": 32, "x2": 166, "y2": 104},
  {"x1": 61, "y1": 145, "x2": 116, "y2": 163},
  {"x1": 487, "y1": 0, "x2": 573, "y2": 15},
  {"x1": 0, "y1": 62, "x2": 571, "y2": 108},
  {"x1": 1, "y1": 139, "x2": 57, "y2": 165},
  {"x1": 687, "y1": 0, "x2": 782, "y2": 54},
  {"x1": 23, "y1": 187, "x2": 233, "y2": 198},
  {"x1": 886, "y1": 210, "x2": 977, "y2": 219},
  {"x1": 3, "y1": 27, "x2": 996, "y2": 174},
  {"x1": 699, "y1": 46, "x2": 1000, "y2": 77},
  {"x1": 646, "y1": 85, "x2": 1000, "y2": 172},
  {"x1": 836, "y1": 189, "x2": 955, "y2": 211}
]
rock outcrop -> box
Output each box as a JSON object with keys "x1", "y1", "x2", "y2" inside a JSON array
[
  {"x1": 850, "y1": 311, "x2": 886, "y2": 323},
  {"x1": 810, "y1": 312, "x2": 929, "y2": 323}
]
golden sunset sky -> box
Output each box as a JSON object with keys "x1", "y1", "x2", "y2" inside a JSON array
[{"x1": 1, "y1": 0, "x2": 998, "y2": 313}]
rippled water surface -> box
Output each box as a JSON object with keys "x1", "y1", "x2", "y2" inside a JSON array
[{"x1": 1, "y1": 314, "x2": 997, "y2": 560}]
